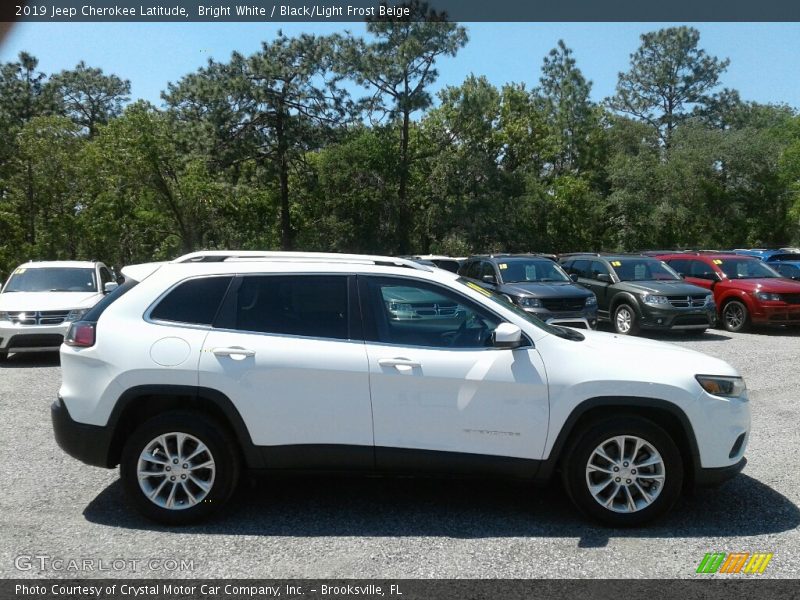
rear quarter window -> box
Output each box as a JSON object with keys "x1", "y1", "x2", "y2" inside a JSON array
[{"x1": 149, "y1": 276, "x2": 233, "y2": 326}]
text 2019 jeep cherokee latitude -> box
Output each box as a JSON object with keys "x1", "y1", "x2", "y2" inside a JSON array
[{"x1": 52, "y1": 251, "x2": 750, "y2": 526}]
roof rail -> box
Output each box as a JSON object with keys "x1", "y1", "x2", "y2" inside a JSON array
[{"x1": 171, "y1": 250, "x2": 432, "y2": 271}]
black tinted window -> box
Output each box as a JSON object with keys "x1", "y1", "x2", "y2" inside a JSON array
[
  {"x1": 589, "y1": 261, "x2": 610, "y2": 280},
  {"x1": 667, "y1": 259, "x2": 690, "y2": 275},
  {"x1": 363, "y1": 278, "x2": 501, "y2": 348},
  {"x1": 234, "y1": 276, "x2": 348, "y2": 340},
  {"x1": 150, "y1": 277, "x2": 232, "y2": 325},
  {"x1": 571, "y1": 260, "x2": 590, "y2": 278}
]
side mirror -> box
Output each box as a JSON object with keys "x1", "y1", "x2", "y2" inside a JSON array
[
  {"x1": 570, "y1": 273, "x2": 579, "y2": 282},
  {"x1": 103, "y1": 282, "x2": 119, "y2": 294},
  {"x1": 482, "y1": 274, "x2": 497, "y2": 285},
  {"x1": 492, "y1": 322, "x2": 523, "y2": 349},
  {"x1": 596, "y1": 273, "x2": 612, "y2": 283}
]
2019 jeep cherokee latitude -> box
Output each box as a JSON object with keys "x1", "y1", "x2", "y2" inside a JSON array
[{"x1": 52, "y1": 251, "x2": 750, "y2": 526}]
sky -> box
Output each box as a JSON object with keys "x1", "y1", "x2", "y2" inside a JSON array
[{"x1": 2, "y1": 22, "x2": 799, "y2": 109}]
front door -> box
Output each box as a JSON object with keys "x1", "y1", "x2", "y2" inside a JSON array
[{"x1": 358, "y1": 276, "x2": 549, "y2": 475}]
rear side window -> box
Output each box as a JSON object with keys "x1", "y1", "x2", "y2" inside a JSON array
[
  {"x1": 233, "y1": 275, "x2": 349, "y2": 340},
  {"x1": 150, "y1": 276, "x2": 232, "y2": 326}
]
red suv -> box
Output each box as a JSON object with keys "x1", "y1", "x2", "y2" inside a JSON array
[{"x1": 656, "y1": 252, "x2": 800, "y2": 332}]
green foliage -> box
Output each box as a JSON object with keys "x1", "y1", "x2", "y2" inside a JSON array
[{"x1": 0, "y1": 28, "x2": 799, "y2": 279}]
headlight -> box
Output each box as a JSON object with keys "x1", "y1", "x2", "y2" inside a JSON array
[
  {"x1": 65, "y1": 308, "x2": 89, "y2": 322},
  {"x1": 642, "y1": 294, "x2": 669, "y2": 305},
  {"x1": 696, "y1": 375, "x2": 747, "y2": 399},
  {"x1": 755, "y1": 291, "x2": 782, "y2": 302},
  {"x1": 705, "y1": 294, "x2": 714, "y2": 305},
  {"x1": 585, "y1": 295, "x2": 597, "y2": 306},
  {"x1": 517, "y1": 297, "x2": 542, "y2": 308}
]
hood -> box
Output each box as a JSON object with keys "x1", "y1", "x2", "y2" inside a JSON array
[
  {"x1": 0, "y1": 291, "x2": 103, "y2": 312},
  {"x1": 619, "y1": 280, "x2": 709, "y2": 295},
  {"x1": 501, "y1": 281, "x2": 592, "y2": 299},
  {"x1": 721, "y1": 277, "x2": 800, "y2": 293},
  {"x1": 577, "y1": 328, "x2": 738, "y2": 377}
]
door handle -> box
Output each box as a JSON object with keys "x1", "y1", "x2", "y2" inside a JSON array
[
  {"x1": 212, "y1": 347, "x2": 256, "y2": 360},
  {"x1": 378, "y1": 357, "x2": 421, "y2": 371}
]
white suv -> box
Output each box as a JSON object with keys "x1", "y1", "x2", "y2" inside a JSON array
[
  {"x1": 0, "y1": 261, "x2": 117, "y2": 361},
  {"x1": 52, "y1": 251, "x2": 750, "y2": 526}
]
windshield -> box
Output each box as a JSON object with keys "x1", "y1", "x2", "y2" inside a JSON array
[
  {"x1": 499, "y1": 260, "x2": 570, "y2": 284},
  {"x1": 718, "y1": 259, "x2": 781, "y2": 279},
  {"x1": 3, "y1": 267, "x2": 97, "y2": 292},
  {"x1": 611, "y1": 259, "x2": 681, "y2": 282},
  {"x1": 457, "y1": 277, "x2": 584, "y2": 341}
]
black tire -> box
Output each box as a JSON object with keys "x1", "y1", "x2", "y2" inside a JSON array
[
  {"x1": 721, "y1": 300, "x2": 750, "y2": 333},
  {"x1": 613, "y1": 303, "x2": 640, "y2": 336},
  {"x1": 120, "y1": 411, "x2": 240, "y2": 525},
  {"x1": 561, "y1": 416, "x2": 683, "y2": 527},
  {"x1": 0, "y1": 351, "x2": 7, "y2": 363}
]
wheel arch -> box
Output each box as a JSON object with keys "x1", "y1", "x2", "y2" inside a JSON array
[
  {"x1": 609, "y1": 293, "x2": 642, "y2": 318},
  {"x1": 536, "y1": 396, "x2": 700, "y2": 488},
  {"x1": 105, "y1": 385, "x2": 262, "y2": 469}
]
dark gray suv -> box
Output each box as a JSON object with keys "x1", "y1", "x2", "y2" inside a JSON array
[{"x1": 459, "y1": 255, "x2": 598, "y2": 329}]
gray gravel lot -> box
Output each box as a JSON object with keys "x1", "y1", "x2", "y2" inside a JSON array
[{"x1": 1, "y1": 327, "x2": 799, "y2": 579}]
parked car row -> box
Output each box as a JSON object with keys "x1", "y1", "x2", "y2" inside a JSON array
[{"x1": 402, "y1": 248, "x2": 800, "y2": 336}]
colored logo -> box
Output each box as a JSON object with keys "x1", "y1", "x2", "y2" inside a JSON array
[{"x1": 697, "y1": 552, "x2": 773, "y2": 574}]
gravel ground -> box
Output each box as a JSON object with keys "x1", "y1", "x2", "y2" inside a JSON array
[{"x1": 1, "y1": 327, "x2": 798, "y2": 579}]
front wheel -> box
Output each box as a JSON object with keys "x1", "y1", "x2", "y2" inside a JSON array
[
  {"x1": 562, "y1": 417, "x2": 683, "y2": 527},
  {"x1": 120, "y1": 411, "x2": 240, "y2": 525},
  {"x1": 722, "y1": 300, "x2": 750, "y2": 333},
  {"x1": 613, "y1": 304, "x2": 640, "y2": 336}
]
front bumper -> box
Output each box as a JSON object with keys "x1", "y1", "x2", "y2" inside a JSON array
[
  {"x1": 522, "y1": 307, "x2": 598, "y2": 330},
  {"x1": 639, "y1": 305, "x2": 716, "y2": 330},
  {"x1": 695, "y1": 457, "x2": 747, "y2": 487},
  {"x1": 0, "y1": 321, "x2": 70, "y2": 352},
  {"x1": 51, "y1": 396, "x2": 114, "y2": 468},
  {"x1": 752, "y1": 304, "x2": 800, "y2": 325}
]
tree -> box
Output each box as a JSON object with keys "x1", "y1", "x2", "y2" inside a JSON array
[
  {"x1": 342, "y1": 1, "x2": 468, "y2": 252},
  {"x1": 537, "y1": 40, "x2": 596, "y2": 175},
  {"x1": 48, "y1": 61, "x2": 130, "y2": 137},
  {"x1": 608, "y1": 27, "x2": 729, "y2": 149},
  {"x1": 165, "y1": 32, "x2": 352, "y2": 250},
  {"x1": 0, "y1": 52, "x2": 59, "y2": 245}
]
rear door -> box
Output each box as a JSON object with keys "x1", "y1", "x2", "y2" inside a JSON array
[{"x1": 198, "y1": 274, "x2": 374, "y2": 468}]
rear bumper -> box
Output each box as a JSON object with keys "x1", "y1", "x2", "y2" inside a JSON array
[
  {"x1": 51, "y1": 395, "x2": 114, "y2": 468},
  {"x1": 694, "y1": 457, "x2": 747, "y2": 487}
]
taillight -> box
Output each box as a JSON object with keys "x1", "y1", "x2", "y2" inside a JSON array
[{"x1": 65, "y1": 322, "x2": 96, "y2": 347}]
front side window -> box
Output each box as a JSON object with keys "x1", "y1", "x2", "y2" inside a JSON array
[
  {"x1": 688, "y1": 260, "x2": 719, "y2": 280},
  {"x1": 363, "y1": 277, "x2": 502, "y2": 348},
  {"x1": 570, "y1": 260, "x2": 590, "y2": 279},
  {"x1": 589, "y1": 261, "x2": 611, "y2": 280},
  {"x1": 233, "y1": 275, "x2": 349, "y2": 340},
  {"x1": 150, "y1": 276, "x2": 233, "y2": 326},
  {"x1": 4, "y1": 267, "x2": 97, "y2": 293}
]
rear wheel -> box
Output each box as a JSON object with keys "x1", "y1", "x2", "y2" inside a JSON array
[
  {"x1": 120, "y1": 411, "x2": 240, "y2": 525},
  {"x1": 722, "y1": 300, "x2": 750, "y2": 333},
  {"x1": 0, "y1": 351, "x2": 7, "y2": 363},
  {"x1": 562, "y1": 417, "x2": 683, "y2": 526},
  {"x1": 613, "y1": 304, "x2": 640, "y2": 336}
]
